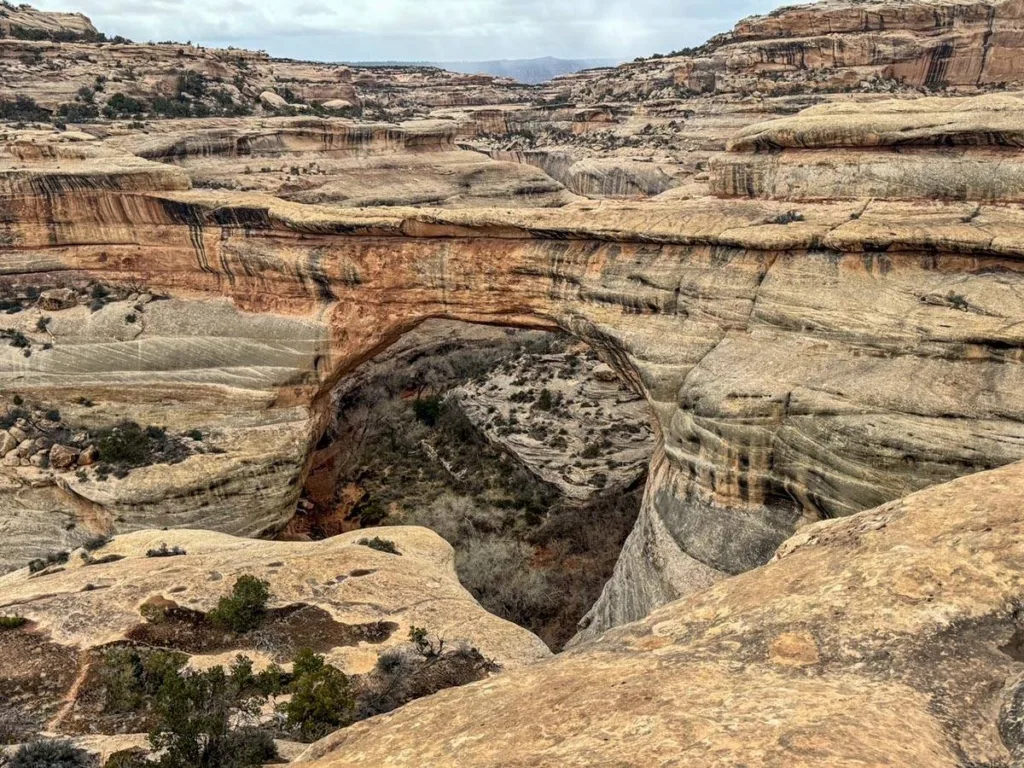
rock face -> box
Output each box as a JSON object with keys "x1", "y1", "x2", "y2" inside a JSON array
[
  {"x1": 5, "y1": 0, "x2": 1024, "y2": 642},
  {"x1": 453, "y1": 346, "x2": 654, "y2": 501},
  {"x1": 296, "y1": 460, "x2": 1024, "y2": 767}
]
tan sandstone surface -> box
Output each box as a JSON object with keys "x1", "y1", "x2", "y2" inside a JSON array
[
  {"x1": 6, "y1": 0, "x2": 1024, "y2": 646},
  {"x1": 295, "y1": 460, "x2": 1024, "y2": 767},
  {"x1": 0, "y1": 525, "x2": 549, "y2": 750}
]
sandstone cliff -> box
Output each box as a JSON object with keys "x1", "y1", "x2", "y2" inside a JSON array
[
  {"x1": 295, "y1": 459, "x2": 1024, "y2": 767},
  {"x1": 5, "y1": 0, "x2": 1024, "y2": 647}
]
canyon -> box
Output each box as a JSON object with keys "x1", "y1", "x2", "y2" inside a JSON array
[{"x1": 3, "y1": 0, "x2": 1024, "y2": 762}]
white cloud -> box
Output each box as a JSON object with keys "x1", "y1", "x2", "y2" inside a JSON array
[{"x1": 30, "y1": 0, "x2": 786, "y2": 61}]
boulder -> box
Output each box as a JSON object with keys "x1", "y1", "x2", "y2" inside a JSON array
[
  {"x1": 0, "y1": 430, "x2": 17, "y2": 457},
  {"x1": 49, "y1": 444, "x2": 80, "y2": 470},
  {"x1": 77, "y1": 445, "x2": 98, "y2": 466},
  {"x1": 39, "y1": 287, "x2": 78, "y2": 311},
  {"x1": 322, "y1": 99, "x2": 353, "y2": 110},
  {"x1": 259, "y1": 91, "x2": 288, "y2": 110}
]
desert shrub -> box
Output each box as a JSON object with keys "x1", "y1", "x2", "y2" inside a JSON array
[
  {"x1": 101, "y1": 749, "x2": 149, "y2": 768},
  {"x1": 149, "y1": 658, "x2": 278, "y2": 768},
  {"x1": 82, "y1": 534, "x2": 112, "y2": 551},
  {"x1": 411, "y1": 395, "x2": 443, "y2": 426},
  {"x1": 357, "y1": 537, "x2": 400, "y2": 555},
  {"x1": 102, "y1": 93, "x2": 146, "y2": 118},
  {"x1": 0, "y1": 96, "x2": 49, "y2": 122},
  {"x1": 769, "y1": 210, "x2": 804, "y2": 225},
  {"x1": 9, "y1": 739, "x2": 93, "y2": 768},
  {"x1": 534, "y1": 388, "x2": 555, "y2": 411},
  {"x1": 150, "y1": 97, "x2": 192, "y2": 118},
  {"x1": 3, "y1": 329, "x2": 29, "y2": 348},
  {"x1": 178, "y1": 71, "x2": 207, "y2": 98},
  {"x1": 0, "y1": 615, "x2": 27, "y2": 630},
  {"x1": 207, "y1": 575, "x2": 271, "y2": 633},
  {"x1": 57, "y1": 102, "x2": 99, "y2": 121},
  {"x1": 146, "y1": 542, "x2": 187, "y2": 558},
  {"x1": 284, "y1": 648, "x2": 355, "y2": 741},
  {"x1": 28, "y1": 550, "x2": 69, "y2": 573},
  {"x1": 93, "y1": 421, "x2": 151, "y2": 465},
  {"x1": 455, "y1": 537, "x2": 556, "y2": 629},
  {"x1": 45, "y1": 408, "x2": 61, "y2": 421},
  {"x1": 102, "y1": 646, "x2": 188, "y2": 713},
  {"x1": 580, "y1": 442, "x2": 601, "y2": 459},
  {"x1": 90, "y1": 420, "x2": 186, "y2": 469},
  {"x1": 0, "y1": 406, "x2": 28, "y2": 429}
]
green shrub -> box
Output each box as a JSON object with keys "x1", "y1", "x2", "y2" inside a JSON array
[
  {"x1": 28, "y1": 550, "x2": 69, "y2": 573},
  {"x1": 208, "y1": 575, "x2": 271, "y2": 633},
  {"x1": 10, "y1": 739, "x2": 92, "y2": 768},
  {"x1": 82, "y1": 534, "x2": 111, "y2": 551},
  {"x1": 149, "y1": 658, "x2": 278, "y2": 768},
  {"x1": 146, "y1": 543, "x2": 187, "y2": 558},
  {"x1": 0, "y1": 615, "x2": 27, "y2": 630},
  {"x1": 57, "y1": 102, "x2": 99, "y2": 121},
  {"x1": 358, "y1": 537, "x2": 400, "y2": 555},
  {"x1": 534, "y1": 388, "x2": 555, "y2": 411},
  {"x1": 411, "y1": 395, "x2": 442, "y2": 426},
  {"x1": 285, "y1": 649, "x2": 355, "y2": 741},
  {"x1": 102, "y1": 749, "x2": 148, "y2": 768},
  {"x1": 94, "y1": 421, "x2": 150, "y2": 465},
  {"x1": 0, "y1": 96, "x2": 49, "y2": 122},
  {"x1": 102, "y1": 93, "x2": 146, "y2": 118},
  {"x1": 101, "y1": 646, "x2": 188, "y2": 713}
]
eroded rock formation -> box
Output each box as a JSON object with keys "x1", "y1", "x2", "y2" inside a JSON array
[
  {"x1": 0, "y1": 526, "x2": 548, "y2": 754},
  {"x1": 5, "y1": 0, "x2": 1024, "y2": 647},
  {"x1": 295, "y1": 460, "x2": 1024, "y2": 767}
]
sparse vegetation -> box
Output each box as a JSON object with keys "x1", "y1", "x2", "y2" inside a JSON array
[
  {"x1": 358, "y1": 537, "x2": 400, "y2": 555},
  {"x1": 284, "y1": 648, "x2": 355, "y2": 740},
  {"x1": 207, "y1": 575, "x2": 271, "y2": 633},
  {"x1": 412, "y1": 395, "x2": 443, "y2": 426},
  {"x1": 0, "y1": 614, "x2": 28, "y2": 630},
  {"x1": 9, "y1": 739, "x2": 93, "y2": 768},
  {"x1": 146, "y1": 543, "x2": 187, "y2": 558},
  {"x1": 147, "y1": 656, "x2": 280, "y2": 768},
  {"x1": 28, "y1": 550, "x2": 69, "y2": 573},
  {"x1": 768, "y1": 210, "x2": 805, "y2": 225}
]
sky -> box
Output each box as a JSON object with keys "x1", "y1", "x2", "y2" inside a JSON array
[{"x1": 31, "y1": 0, "x2": 787, "y2": 62}]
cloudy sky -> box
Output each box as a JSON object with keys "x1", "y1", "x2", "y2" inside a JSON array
[{"x1": 31, "y1": 0, "x2": 787, "y2": 62}]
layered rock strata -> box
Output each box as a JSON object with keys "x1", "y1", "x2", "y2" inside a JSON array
[{"x1": 5, "y1": 118, "x2": 1024, "y2": 640}]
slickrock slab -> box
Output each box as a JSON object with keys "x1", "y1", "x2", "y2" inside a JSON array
[
  {"x1": 297, "y1": 461, "x2": 1024, "y2": 767},
  {"x1": 0, "y1": 526, "x2": 549, "y2": 670}
]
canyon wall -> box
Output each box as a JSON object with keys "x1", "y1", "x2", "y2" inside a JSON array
[
  {"x1": 5, "y1": 0, "x2": 1024, "y2": 641},
  {"x1": 5, "y1": 111, "x2": 1024, "y2": 638}
]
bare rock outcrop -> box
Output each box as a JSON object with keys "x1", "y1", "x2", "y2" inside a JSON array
[
  {"x1": 453, "y1": 346, "x2": 654, "y2": 501},
  {"x1": 297, "y1": 460, "x2": 1024, "y2": 767},
  {"x1": 6, "y1": 0, "x2": 1024, "y2": 643},
  {"x1": 0, "y1": 526, "x2": 549, "y2": 746},
  {"x1": 5, "y1": 124, "x2": 1024, "y2": 640}
]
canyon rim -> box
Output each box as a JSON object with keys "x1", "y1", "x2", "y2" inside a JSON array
[{"x1": 3, "y1": 0, "x2": 1024, "y2": 764}]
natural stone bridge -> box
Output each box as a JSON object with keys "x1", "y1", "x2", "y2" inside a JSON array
[{"x1": 5, "y1": 110, "x2": 1024, "y2": 637}]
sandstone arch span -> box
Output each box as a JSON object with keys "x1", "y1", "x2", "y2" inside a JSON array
[{"x1": 7, "y1": 167, "x2": 1024, "y2": 638}]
